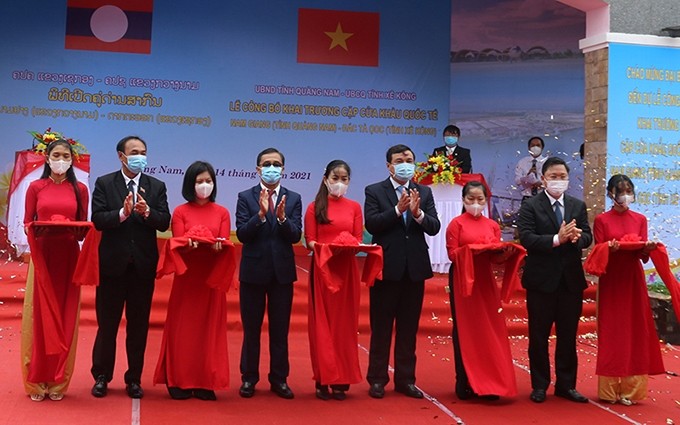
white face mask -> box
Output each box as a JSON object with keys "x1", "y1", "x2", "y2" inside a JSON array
[
  {"x1": 545, "y1": 180, "x2": 569, "y2": 197},
  {"x1": 326, "y1": 181, "x2": 348, "y2": 198},
  {"x1": 615, "y1": 194, "x2": 634, "y2": 208},
  {"x1": 195, "y1": 182, "x2": 214, "y2": 199},
  {"x1": 49, "y1": 159, "x2": 72, "y2": 175},
  {"x1": 529, "y1": 146, "x2": 542, "y2": 157},
  {"x1": 464, "y1": 203, "x2": 485, "y2": 217}
]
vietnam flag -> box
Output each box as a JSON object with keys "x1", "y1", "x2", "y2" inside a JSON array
[
  {"x1": 297, "y1": 8, "x2": 379, "y2": 67},
  {"x1": 65, "y1": 0, "x2": 153, "y2": 54}
]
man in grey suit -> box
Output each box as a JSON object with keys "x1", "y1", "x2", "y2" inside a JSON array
[
  {"x1": 364, "y1": 144, "x2": 440, "y2": 399},
  {"x1": 518, "y1": 156, "x2": 592, "y2": 404}
]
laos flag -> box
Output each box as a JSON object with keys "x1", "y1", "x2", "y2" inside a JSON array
[{"x1": 65, "y1": 0, "x2": 153, "y2": 54}]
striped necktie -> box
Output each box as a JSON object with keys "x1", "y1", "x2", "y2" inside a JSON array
[{"x1": 396, "y1": 186, "x2": 407, "y2": 223}]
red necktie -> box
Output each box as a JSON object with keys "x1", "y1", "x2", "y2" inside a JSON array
[{"x1": 268, "y1": 189, "x2": 275, "y2": 213}]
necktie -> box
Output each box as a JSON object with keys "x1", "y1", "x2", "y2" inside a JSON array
[
  {"x1": 553, "y1": 200, "x2": 563, "y2": 224},
  {"x1": 268, "y1": 189, "x2": 275, "y2": 213},
  {"x1": 127, "y1": 180, "x2": 136, "y2": 204},
  {"x1": 396, "y1": 186, "x2": 407, "y2": 223},
  {"x1": 531, "y1": 159, "x2": 538, "y2": 196}
]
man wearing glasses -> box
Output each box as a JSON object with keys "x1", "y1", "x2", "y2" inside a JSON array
[
  {"x1": 235, "y1": 147, "x2": 303, "y2": 400},
  {"x1": 363, "y1": 144, "x2": 440, "y2": 399}
]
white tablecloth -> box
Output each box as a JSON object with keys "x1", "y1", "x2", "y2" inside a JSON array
[{"x1": 426, "y1": 184, "x2": 488, "y2": 273}]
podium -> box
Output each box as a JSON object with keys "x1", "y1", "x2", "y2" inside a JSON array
[
  {"x1": 424, "y1": 173, "x2": 490, "y2": 273},
  {"x1": 6, "y1": 151, "x2": 90, "y2": 255}
]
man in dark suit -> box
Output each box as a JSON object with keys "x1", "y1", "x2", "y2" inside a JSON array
[
  {"x1": 517, "y1": 156, "x2": 592, "y2": 404},
  {"x1": 90, "y1": 136, "x2": 171, "y2": 399},
  {"x1": 432, "y1": 124, "x2": 472, "y2": 173},
  {"x1": 236, "y1": 147, "x2": 302, "y2": 399},
  {"x1": 364, "y1": 144, "x2": 440, "y2": 399}
]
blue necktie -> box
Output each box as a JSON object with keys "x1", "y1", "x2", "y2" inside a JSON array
[
  {"x1": 553, "y1": 200, "x2": 563, "y2": 224},
  {"x1": 531, "y1": 159, "x2": 538, "y2": 196},
  {"x1": 396, "y1": 185, "x2": 407, "y2": 223}
]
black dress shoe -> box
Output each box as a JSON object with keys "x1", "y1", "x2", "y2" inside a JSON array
[
  {"x1": 368, "y1": 383, "x2": 385, "y2": 399},
  {"x1": 555, "y1": 388, "x2": 588, "y2": 403},
  {"x1": 91, "y1": 375, "x2": 108, "y2": 398},
  {"x1": 479, "y1": 394, "x2": 500, "y2": 401},
  {"x1": 530, "y1": 388, "x2": 546, "y2": 403},
  {"x1": 193, "y1": 389, "x2": 217, "y2": 401},
  {"x1": 270, "y1": 383, "x2": 294, "y2": 399},
  {"x1": 315, "y1": 386, "x2": 330, "y2": 401},
  {"x1": 456, "y1": 387, "x2": 477, "y2": 400},
  {"x1": 168, "y1": 386, "x2": 192, "y2": 400},
  {"x1": 126, "y1": 382, "x2": 144, "y2": 399},
  {"x1": 239, "y1": 382, "x2": 255, "y2": 398},
  {"x1": 395, "y1": 384, "x2": 424, "y2": 399},
  {"x1": 331, "y1": 389, "x2": 347, "y2": 401}
]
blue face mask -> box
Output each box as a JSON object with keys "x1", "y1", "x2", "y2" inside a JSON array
[
  {"x1": 393, "y1": 162, "x2": 415, "y2": 181},
  {"x1": 125, "y1": 154, "x2": 147, "y2": 174},
  {"x1": 444, "y1": 136, "x2": 458, "y2": 147},
  {"x1": 261, "y1": 165, "x2": 282, "y2": 185}
]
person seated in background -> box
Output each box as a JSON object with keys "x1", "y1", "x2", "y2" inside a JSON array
[
  {"x1": 515, "y1": 136, "x2": 547, "y2": 201},
  {"x1": 432, "y1": 125, "x2": 472, "y2": 173}
]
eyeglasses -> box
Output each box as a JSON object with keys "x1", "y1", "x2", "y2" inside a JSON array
[{"x1": 260, "y1": 161, "x2": 283, "y2": 167}]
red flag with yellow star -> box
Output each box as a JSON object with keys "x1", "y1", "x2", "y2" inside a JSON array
[{"x1": 297, "y1": 8, "x2": 379, "y2": 67}]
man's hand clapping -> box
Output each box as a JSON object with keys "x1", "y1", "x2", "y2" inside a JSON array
[{"x1": 558, "y1": 219, "x2": 582, "y2": 244}]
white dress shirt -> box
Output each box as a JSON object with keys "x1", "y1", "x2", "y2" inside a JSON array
[
  {"x1": 515, "y1": 155, "x2": 546, "y2": 197},
  {"x1": 119, "y1": 169, "x2": 142, "y2": 221},
  {"x1": 544, "y1": 190, "x2": 565, "y2": 246},
  {"x1": 389, "y1": 177, "x2": 424, "y2": 224}
]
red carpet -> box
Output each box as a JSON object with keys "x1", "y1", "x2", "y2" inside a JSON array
[{"x1": 1, "y1": 255, "x2": 679, "y2": 425}]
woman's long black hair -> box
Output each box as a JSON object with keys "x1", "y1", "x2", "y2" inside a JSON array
[
  {"x1": 40, "y1": 139, "x2": 85, "y2": 221},
  {"x1": 314, "y1": 159, "x2": 351, "y2": 224}
]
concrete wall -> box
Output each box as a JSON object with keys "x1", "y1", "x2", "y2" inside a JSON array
[{"x1": 606, "y1": 0, "x2": 680, "y2": 36}]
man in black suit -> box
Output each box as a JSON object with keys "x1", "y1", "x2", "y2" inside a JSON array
[
  {"x1": 431, "y1": 124, "x2": 472, "y2": 173},
  {"x1": 517, "y1": 156, "x2": 592, "y2": 404},
  {"x1": 236, "y1": 147, "x2": 302, "y2": 399},
  {"x1": 90, "y1": 136, "x2": 170, "y2": 399},
  {"x1": 364, "y1": 144, "x2": 440, "y2": 399}
]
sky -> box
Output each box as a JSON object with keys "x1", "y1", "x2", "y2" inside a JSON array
[{"x1": 452, "y1": 0, "x2": 585, "y2": 52}]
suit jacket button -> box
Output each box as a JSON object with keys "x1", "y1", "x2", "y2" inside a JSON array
[{"x1": 405, "y1": 235, "x2": 409, "y2": 239}]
